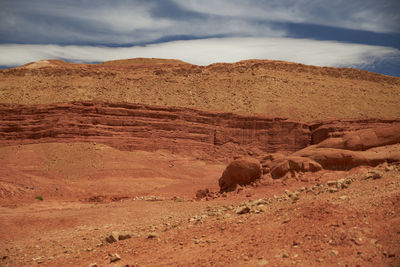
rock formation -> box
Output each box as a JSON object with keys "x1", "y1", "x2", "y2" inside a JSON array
[{"x1": 218, "y1": 157, "x2": 262, "y2": 192}]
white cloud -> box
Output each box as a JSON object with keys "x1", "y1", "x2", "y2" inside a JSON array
[
  {"x1": 0, "y1": 37, "x2": 398, "y2": 70},
  {"x1": 0, "y1": 1, "x2": 285, "y2": 44},
  {"x1": 173, "y1": 0, "x2": 400, "y2": 33}
]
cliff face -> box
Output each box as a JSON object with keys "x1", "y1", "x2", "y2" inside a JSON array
[
  {"x1": 0, "y1": 102, "x2": 311, "y2": 160},
  {"x1": 1, "y1": 102, "x2": 398, "y2": 162}
]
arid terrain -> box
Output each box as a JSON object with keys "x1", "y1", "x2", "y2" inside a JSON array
[{"x1": 0, "y1": 58, "x2": 399, "y2": 267}]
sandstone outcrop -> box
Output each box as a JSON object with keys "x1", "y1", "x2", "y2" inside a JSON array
[
  {"x1": 293, "y1": 145, "x2": 400, "y2": 170},
  {"x1": 265, "y1": 155, "x2": 322, "y2": 179},
  {"x1": 218, "y1": 157, "x2": 262, "y2": 192},
  {"x1": 260, "y1": 124, "x2": 400, "y2": 176},
  {"x1": 0, "y1": 102, "x2": 311, "y2": 161}
]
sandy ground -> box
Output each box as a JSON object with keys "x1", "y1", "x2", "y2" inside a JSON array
[{"x1": 0, "y1": 157, "x2": 399, "y2": 266}]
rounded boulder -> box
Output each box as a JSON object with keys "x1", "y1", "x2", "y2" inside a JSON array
[{"x1": 218, "y1": 157, "x2": 262, "y2": 192}]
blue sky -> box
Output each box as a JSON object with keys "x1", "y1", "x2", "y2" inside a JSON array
[{"x1": 0, "y1": 0, "x2": 399, "y2": 76}]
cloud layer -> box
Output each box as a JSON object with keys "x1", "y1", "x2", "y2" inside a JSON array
[
  {"x1": 0, "y1": 1, "x2": 399, "y2": 76},
  {"x1": 1, "y1": 0, "x2": 399, "y2": 45},
  {"x1": 1, "y1": 37, "x2": 398, "y2": 69}
]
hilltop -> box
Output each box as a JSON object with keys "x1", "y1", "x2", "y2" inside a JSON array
[{"x1": 1, "y1": 58, "x2": 399, "y2": 121}]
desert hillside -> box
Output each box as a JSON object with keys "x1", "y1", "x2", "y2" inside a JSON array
[
  {"x1": 1, "y1": 58, "x2": 399, "y2": 121},
  {"x1": 1, "y1": 58, "x2": 399, "y2": 267}
]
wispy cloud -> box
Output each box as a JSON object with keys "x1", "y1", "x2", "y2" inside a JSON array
[
  {"x1": 0, "y1": 1, "x2": 398, "y2": 75},
  {"x1": 173, "y1": 0, "x2": 400, "y2": 33},
  {"x1": 1, "y1": 37, "x2": 398, "y2": 69},
  {"x1": 0, "y1": 0, "x2": 285, "y2": 45}
]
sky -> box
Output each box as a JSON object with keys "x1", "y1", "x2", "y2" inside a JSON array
[{"x1": 0, "y1": 0, "x2": 399, "y2": 76}]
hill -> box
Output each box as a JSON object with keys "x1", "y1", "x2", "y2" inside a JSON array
[{"x1": 1, "y1": 58, "x2": 399, "y2": 121}]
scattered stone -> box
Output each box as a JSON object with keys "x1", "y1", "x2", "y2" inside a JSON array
[
  {"x1": 330, "y1": 249, "x2": 339, "y2": 256},
  {"x1": 361, "y1": 170, "x2": 382, "y2": 180},
  {"x1": 351, "y1": 237, "x2": 364, "y2": 246},
  {"x1": 196, "y1": 188, "x2": 210, "y2": 199},
  {"x1": 258, "y1": 259, "x2": 269, "y2": 266},
  {"x1": 282, "y1": 217, "x2": 291, "y2": 224},
  {"x1": 147, "y1": 232, "x2": 159, "y2": 239},
  {"x1": 243, "y1": 256, "x2": 249, "y2": 261},
  {"x1": 2, "y1": 255, "x2": 9, "y2": 260},
  {"x1": 257, "y1": 205, "x2": 268, "y2": 212},
  {"x1": 118, "y1": 232, "x2": 132, "y2": 241},
  {"x1": 327, "y1": 180, "x2": 337, "y2": 186},
  {"x1": 339, "y1": 195, "x2": 349, "y2": 200},
  {"x1": 291, "y1": 195, "x2": 300, "y2": 202},
  {"x1": 105, "y1": 231, "x2": 119, "y2": 243},
  {"x1": 236, "y1": 206, "x2": 250, "y2": 215},
  {"x1": 173, "y1": 196, "x2": 185, "y2": 202},
  {"x1": 89, "y1": 263, "x2": 98, "y2": 267},
  {"x1": 329, "y1": 188, "x2": 338, "y2": 193},
  {"x1": 284, "y1": 190, "x2": 292, "y2": 197},
  {"x1": 282, "y1": 252, "x2": 289, "y2": 258},
  {"x1": 223, "y1": 214, "x2": 232, "y2": 219},
  {"x1": 109, "y1": 253, "x2": 121, "y2": 263}
]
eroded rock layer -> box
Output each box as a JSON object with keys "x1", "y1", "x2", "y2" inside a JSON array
[
  {"x1": 1, "y1": 102, "x2": 399, "y2": 162},
  {"x1": 0, "y1": 102, "x2": 311, "y2": 160}
]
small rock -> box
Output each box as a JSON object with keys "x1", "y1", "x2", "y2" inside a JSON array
[
  {"x1": 254, "y1": 199, "x2": 267, "y2": 205},
  {"x1": 282, "y1": 253, "x2": 289, "y2": 258},
  {"x1": 291, "y1": 195, "x2": 300, "y2": 202},
  {"x1": 329, "y1": 188, "x2": 338, "y2": 193},
  {"x1": 330, "y1": 250, "x2": 339, "y2": 256},
  {"x1": 257, "y1": 205, "x2": 268, "y2": 212},
  {"x1": 89, "y1": 263, "x2": 98, "y2": 267},
  {"x1": 282, "y1": 217, "x2": 291, "y2": 224},
  {"x1": 284, "y1": 190, "x2": 292, "y2": 197},
  {"x1": 361, "y1": 171, "x2": 382, "y2": 180},
  {"x1": 326, "y1": 180, "x2": 337, "y2": 187},
  {"x1": 105, "y1": 231, "x2": 119, "y2": 243},
  {"x1": 147, "y1": 232, "x2": 159, "y2": 239},
  {"x1": 339, "y1": 195, "x2": 349, "y2": 200},
  {"x1": 110, "y1": 253, "x2": 121, "y2": 263},
  {"x1": 258, "y1": 259, "x2": 269, "y2": 266},
  {"x1": 243, "y1": 256, "x2": 249, "y2": 261},
  {"x1": 236, "y1": 206, "x2": 250, "y2": 214},
  {"x1": 2, "y1": 255, "x2": 9, "y2": 260},
  {"x1": 118, "y1": 232, "x2": 132, "y2": 241}
]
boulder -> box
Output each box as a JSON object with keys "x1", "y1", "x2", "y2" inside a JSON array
[{"x1": 219, "y1": 157, "x2": 262, "y2": 192}]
